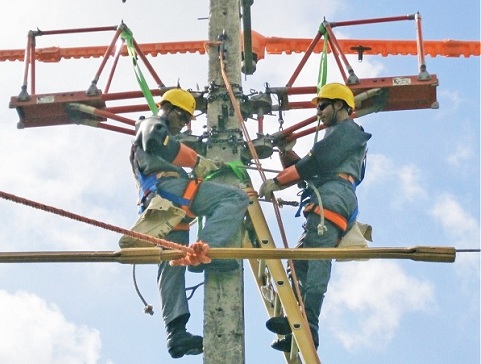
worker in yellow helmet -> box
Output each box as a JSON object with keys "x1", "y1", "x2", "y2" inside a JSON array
[
  {"x1": 259, "y1": 83, "x2": 372, "y2": 352},
  {"x1": 122, "y1": 88, "x2": 249, "y2": 358}
]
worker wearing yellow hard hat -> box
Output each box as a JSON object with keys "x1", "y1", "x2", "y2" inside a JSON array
[
  {"x1": 311, "y1": 82, "x2": 355, "y2": 111},
  {"x1": 159, "y1": 88, "x2": 197, "y2": 119},
  {"x1": 121, "y1": 87, "x2": 249, "y2": 359},
  {"x1": 260, "y1": 82, "x2": 371, "y2": 352}
]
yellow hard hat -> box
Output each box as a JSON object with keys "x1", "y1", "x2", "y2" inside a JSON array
[
  {"x1": 160, "y1": 89, "x2": 196, "y2": 118},
  {"x1": 311, "y1": 83, "x2": 355, "y2": 109}
]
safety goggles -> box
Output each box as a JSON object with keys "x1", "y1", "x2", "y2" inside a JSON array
[{"x1": 317, "y1": 101, "x2": 332, "y2": 111}]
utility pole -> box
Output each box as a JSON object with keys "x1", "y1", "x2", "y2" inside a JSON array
[{"x1": 204, "y1": 0, "x2": 247, "y2": 363}]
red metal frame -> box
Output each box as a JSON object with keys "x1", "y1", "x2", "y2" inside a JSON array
[
  {"x1": 270, "y1": 13, "x2": 440, "y2": 142},
  {"x1": 8, "y1": 14, "x2": 445, "y2": 140},
  {"x1": 10, "y1": 23, "x2": 169, "y2": 134}
]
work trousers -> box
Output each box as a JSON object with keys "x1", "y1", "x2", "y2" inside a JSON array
[
  {"x1": 293, "y1": 179, "x2": 357, "y2": 345},
  {"x1": 156, "y1": 178, "x2": 249, "y2": 328}
]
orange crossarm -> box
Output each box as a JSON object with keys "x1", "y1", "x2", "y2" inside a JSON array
[
  {"x1": 0, "y1": 40, "x2": 208, "y2": 63},
  {"x1": 1, "y1": 38, "x2": 479, "y2": 63},
  {"x1": 264, "y1": 37, "x2": 480, "y2": 58}
]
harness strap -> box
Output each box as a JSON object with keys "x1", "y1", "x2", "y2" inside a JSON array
[
  {"x1": 304, "y1": 203, "x2": 348, "y2": 232},
  {"x1": 179, "y1": 180, "x2": 200, "y2": 218},
  {"x1": 156, "y1": 180, "x2": 200, "y2": 219}
]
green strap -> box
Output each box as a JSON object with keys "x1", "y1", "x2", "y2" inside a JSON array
[
  {"x1": 203, "y1": 160, "x2": 249, "y2": 181},
  {"x1": 121, "y1": 28, "x2": 159, "y2": 115},
  {"x1": 317, "y1": 29, "x2": 329, "y2": 92},
  {"x1": 313, "y1": 24, "x2": 330, "y2": 144}
]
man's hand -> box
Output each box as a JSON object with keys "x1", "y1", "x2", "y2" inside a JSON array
[
  {"x1": 194, "y1": 155, "x2": 223, "y2": 178},
  {"x1": 259, "y1": 179, "x2": 283, "y2": 201}
]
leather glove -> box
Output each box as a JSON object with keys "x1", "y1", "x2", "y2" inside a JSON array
[
  {"x1": 194, "y1": 155, "x2": 223, "y2": 178},
  {"x1": 259, "y1": 178, "x2": 283, "y2": 201},
  {"x1": 271, "y1": 131, "x2": 296, "y2": 152}
]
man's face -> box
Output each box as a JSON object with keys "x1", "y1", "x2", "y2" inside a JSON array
[
  {"x1": 316, "y1": 99, "x2": 335, "y2": 126},
  {"x1": 168, "y1": 108, "x2": 190, "y2": 135}
]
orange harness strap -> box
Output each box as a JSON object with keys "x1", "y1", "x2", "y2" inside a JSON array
[
  {"x1": 304, "y1": 203, "x2": 348, "y2": 232},
  {"x1": 180, "y1": 179, "x2": 200, "y2": 219}
]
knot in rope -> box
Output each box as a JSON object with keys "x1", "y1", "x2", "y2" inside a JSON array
[{"x1": 170, "y1": 240, "x2": 211, "y2": 267}]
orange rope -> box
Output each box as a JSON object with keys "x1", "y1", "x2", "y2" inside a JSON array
[
  {"x1": 0, "y1": 189, "x2": 192, "y2": 256},
  {"x1": 170, "y1": 240, "x2": 211, "y2": 267}
]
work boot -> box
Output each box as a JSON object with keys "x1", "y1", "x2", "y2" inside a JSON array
[
  {"x1": 266, "y1": 316, "x2": 291, "y2": 335},
  {"x1": 188, "y1": 259, "x2": 239, "y2": 273},
  {"x1": 271, "y1": 334, "x2": 292, "y2": 352},
  {"x1": 271, "y1": 333, "x2": 319, "y2": 352},
  {"x1": 166, "y1": 315, "x2": 203, "y2": 359},
  {"x1": 167, "y1": 330, "x2": 203, "y2": 358}
]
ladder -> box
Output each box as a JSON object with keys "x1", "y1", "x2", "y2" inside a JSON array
[{"x1": 243, "y1": 187, "x2": 320, "y2": 364}]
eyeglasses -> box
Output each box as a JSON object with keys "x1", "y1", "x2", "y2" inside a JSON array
[{"x1": 317, "y1": 101, "x2": 332, "y2": 111}]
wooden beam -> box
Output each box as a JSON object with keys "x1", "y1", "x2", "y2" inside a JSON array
[{"x1": 0, "y1": 246, "x2": 456, "y2": 264}]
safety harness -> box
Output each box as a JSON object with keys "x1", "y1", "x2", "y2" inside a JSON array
[
  {"x1": 135, "y1": 167, "x2": 200, "y2": 231},
  {"x1": 295, "y1": 179, "x2": 358, "y2": 234}
]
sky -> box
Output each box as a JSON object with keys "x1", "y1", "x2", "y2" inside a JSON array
[{"x1": 0, "y1": 1, "x2": 479, "y2": 364}]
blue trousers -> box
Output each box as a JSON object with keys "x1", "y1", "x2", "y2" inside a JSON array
[
  {"x1": 293, "y1": 179, "x2": 357, "y2": 345},
  {"x1": 156, "y1": 178, "x2": 249, "y2": 328}
]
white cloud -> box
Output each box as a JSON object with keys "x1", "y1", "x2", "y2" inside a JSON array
[
  {"x1": 323, "y1": 261, "x2": 435, "y2": 350},
  {"x1": 0, "y1": 290, "x2": 104, "y2": 364},
  {"x1": 396, "y1": 164, "x2": 427, "y2": 202},
  {"x1": 362, "y1": 153, "x2": 427, "y2": 206},
  {"x1": 430, "y1": 193, "x2": 480, "y2": 278},
  {"x1": 446, "y1": 143, "x2": 475, "y2": 166},
  {"x1": 437, "y1": 89, "x2": 463, "y2": 113}
]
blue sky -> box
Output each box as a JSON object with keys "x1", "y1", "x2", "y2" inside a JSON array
[{"x1": 0, "y1": 1, "x2": 479, "y2": 364}]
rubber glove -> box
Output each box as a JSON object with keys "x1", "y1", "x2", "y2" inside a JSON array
[
  {"x1": 259, "y1": 179, "x2": 283, "y2": 201},
  {"x1": 194, "y1": 155, "x2": 223, "y2": 178}
]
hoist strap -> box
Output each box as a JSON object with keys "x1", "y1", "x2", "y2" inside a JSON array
[
  {"x1": 313, "y1": 30, "x2": 330, "y2": 144},
  {"x1": 304, "y1": 203, "x2": 348, "y2": 232},
  {"x1": 317, "y1": 30, "x2": 329, "y2": 92},
  {"x1": 203, "y1": 161, "x2": 249, "y2": 182},
  {"x1": 121, "y1": 28, "x2": 159, "y2": 115}
]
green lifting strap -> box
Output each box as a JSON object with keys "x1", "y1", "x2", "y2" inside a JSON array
[
  {"x1": 121, "y1": 28, "x2": 159, "y2": 115},
  {"x1": 203, "y1": 161, "x2": 249, "y2": 182},
  {"x1": 314, "y1": 26, "x2": 329, "y2": 144},
  {"x1": 317, "y1": 24, "x2": 329, "y2": 92}
]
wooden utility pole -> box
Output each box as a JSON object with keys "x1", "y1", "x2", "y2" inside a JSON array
[{"x1": 204, "y1": 0, "x2": 247, "y2": 363}]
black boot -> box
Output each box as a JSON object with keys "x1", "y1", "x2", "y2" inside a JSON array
[
  {"x1": 271, "y1": 334, "x2": 292, "y2": 352},
  {"x1": 166, "y1": 315, "x2": 203, "y2": 359},
  {"x1": 271, "y1": 333, "x2": 318, "y2": 352},
  {"x1": 266, "y1": 316, "x2": 291, "y2": 335}
]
